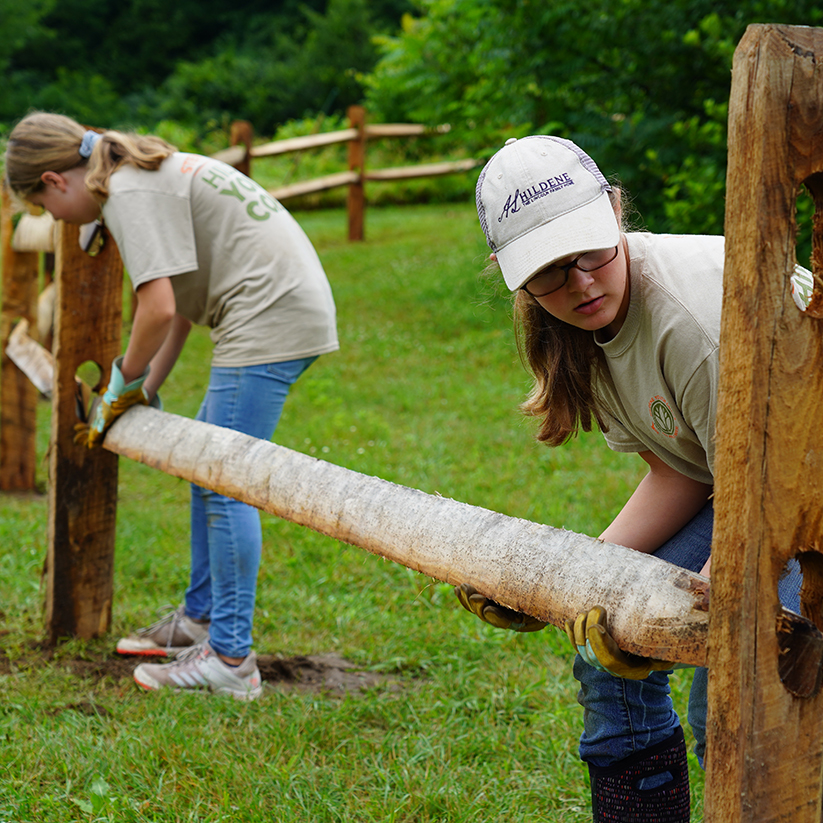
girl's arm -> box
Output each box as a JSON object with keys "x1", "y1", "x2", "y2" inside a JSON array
[
  {"x1": 599, "y1": 450, "x2": 713, "y2": 566},
  {"x1": 119, "y1": 277, "x2": 177, "y2": 384},
  {"x1": 143, "y1": 313, "x2": 192, "y2": 400}
]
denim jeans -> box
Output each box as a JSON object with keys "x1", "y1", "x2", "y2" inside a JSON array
[
  {"x1": 576, "y1": 501, "x2": 802, "y2": 768},
  {"x1": 184, "y1": 358, "x2": 316, "y2": 659}
]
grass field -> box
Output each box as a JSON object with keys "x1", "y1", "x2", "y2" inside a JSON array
[{"x1": 0, "y1": 202, "x2": 705, "y2": 821}]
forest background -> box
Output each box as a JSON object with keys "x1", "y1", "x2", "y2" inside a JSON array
[{"x1": 2, "y1": 0, "x2": 822, "y2": 241}]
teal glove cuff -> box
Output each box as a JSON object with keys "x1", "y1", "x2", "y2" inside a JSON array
[
  {"x1": 583, "y1": 639, "x2": 607, "y2": 672},
  {"x1": 102, "y1": 355, "x2": 149, "y2": 404}
]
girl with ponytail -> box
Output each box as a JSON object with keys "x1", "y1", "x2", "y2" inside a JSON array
[{"x1": 5, "y1": 111, "x2": 339, "y2": 701}]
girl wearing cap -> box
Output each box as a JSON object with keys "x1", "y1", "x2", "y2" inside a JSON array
[
  {"x1": 457, "y1": 135, "x2": 804, "y2": 821},
  {"x1": 5, "y1": 111, "x2": 339, "y2": 700}
]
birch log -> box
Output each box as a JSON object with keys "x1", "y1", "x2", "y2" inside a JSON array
[
  {"x1": 103, "y1": 404, "x2": 712, "y2": 664},
  {"x1": 6, "y1": 319, "x2": 54, "y2": 397},
  {"x1": 7, "y1": 327, "x2": 821, "y2": 670}
]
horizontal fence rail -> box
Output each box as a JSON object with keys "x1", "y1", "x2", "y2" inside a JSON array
[{"x1": 211, "y1": 106, "x2": 478, "y2": 240}]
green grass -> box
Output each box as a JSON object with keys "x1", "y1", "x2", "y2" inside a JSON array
[{"x1": 0, "y1": 202, "x2": 704, "y2": 821}]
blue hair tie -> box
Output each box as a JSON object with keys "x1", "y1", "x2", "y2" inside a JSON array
[{"x1": 79, "y1": 130, "x2": 102, "y2": 159}]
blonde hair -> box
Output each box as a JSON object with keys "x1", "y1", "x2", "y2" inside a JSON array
[{"x1": 4, "y1": 111, "x2": 176, "y2": 202}]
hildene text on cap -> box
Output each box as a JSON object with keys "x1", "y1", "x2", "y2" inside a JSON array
[{"x1": 476, "y1": 136, "x2": 620, "y2": 291}]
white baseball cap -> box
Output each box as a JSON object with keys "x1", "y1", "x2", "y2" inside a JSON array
[{"x1": 476, "y1": 135, "x2": 620, "y2": 292}]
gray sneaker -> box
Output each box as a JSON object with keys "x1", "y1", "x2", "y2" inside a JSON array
[
  {"x1": 133, "y1": 641, "x2": 263, "y2": 701},
  {"x1": 116, "y1": 605, "x2": 210, "y2": 657}
]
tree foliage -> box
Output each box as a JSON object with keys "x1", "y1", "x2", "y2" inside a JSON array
[
  {"x1": 0, "y1": 0, "x2": 411, "y2": 135},
  {"x1": 3, "y1": 0, "x2": 822, "y2": 240},
  {"x1": 365, "y1": 0, "x2": 823, "y2": 234}
]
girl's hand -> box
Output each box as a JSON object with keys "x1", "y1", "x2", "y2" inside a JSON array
[
  {"x1": 454, "y1": 583, "x2": 547, "y2": 632},
  {"x1": 85, "y1": 356, "x2": 150, "y2": 447},
  {"x1": 565, "y1": 605, "x2": 690, "y2": 679}
]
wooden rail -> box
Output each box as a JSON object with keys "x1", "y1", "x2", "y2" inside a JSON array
[{"x1": 213, "y1": 106, "x2": 477, "y2": 241}]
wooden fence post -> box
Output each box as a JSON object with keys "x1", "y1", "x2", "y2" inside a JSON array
[
  {"x1": 0, "y1": 186, "x2": 40, "y2": 492},
  {"x1": 705, "y1": 24, "x2": 823, "y2": 821},
  {"x1": 230, "y1": 120, "x2": 254, "y2": 178},
  {"x1": 347, "y1": 105, "x2": 366, "y2": 241},
  {"x1": 45, "y1": 220, "x2": 123, "y2": 643}
]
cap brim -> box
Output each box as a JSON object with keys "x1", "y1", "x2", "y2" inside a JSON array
[{"x1": 496, "y1": 192, "x2": 620, "y2": 292}]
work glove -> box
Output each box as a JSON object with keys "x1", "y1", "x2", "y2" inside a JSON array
[
  {"x1": 82, "y1": 356, "x2": 150, "y2": 448},
  {"x1": 454, "y1": 583, "x2": 548, "y2": 632},
  {"x1": 565, "y1": 605, "x2": 689, "y2": 680}
]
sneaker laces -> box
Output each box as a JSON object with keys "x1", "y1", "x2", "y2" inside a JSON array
[
  {"x1": 137, "y1": 604, "x2": 179, "y2": 634},
  {"x1": 170, "y1": 641, "x2": 211, "y2": 665},
  {"x1": 137, "y1": 604, "x2": 186, "y2": 655}
]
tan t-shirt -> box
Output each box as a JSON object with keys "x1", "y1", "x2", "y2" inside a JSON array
[
  {"x1": 594, "y1": 233, "x2": 724, "y2": 485},
  {"x1": 102, "y1": 153, "x2": 338, "y2": 367}
]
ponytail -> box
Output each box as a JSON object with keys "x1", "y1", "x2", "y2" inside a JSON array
[
  {"x1": 4, "y1": 111, "x2": 176, "y2": 203},
  {"x1": 84, "y1": 130, "x2": 175, "y2": 200}
]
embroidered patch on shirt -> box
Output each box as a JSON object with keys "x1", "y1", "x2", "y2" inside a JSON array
[{"x1": 649, "y1": 395, "x2": 679, "y2": 438}]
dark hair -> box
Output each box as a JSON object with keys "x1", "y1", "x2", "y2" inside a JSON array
[
  {"x1": 515, "y1": 290, "x2": 609, "y2": 445},
  {"x1": 512, "y1": 187, "x2": 627, "y2": 446}
]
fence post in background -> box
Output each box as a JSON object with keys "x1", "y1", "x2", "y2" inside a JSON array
[
  {"x1": 46, "y1": 220, "x2": 123, "y2": 643},
  {"x1": 347, "y1": 105, "x2": 366, "y2": 241},
  {"x1": 230, "y1": 120, "x2": 254, "y2": 178},
  {"x1": 0, "y1": 185, "x2": 40, "y2": 492}
]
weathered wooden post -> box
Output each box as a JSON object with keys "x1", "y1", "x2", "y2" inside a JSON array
[
  {"x1": 45, "y1": 220, "x2": 123, "y2": 643},
  {"x1": 705, "y1": 24, "x2": 823, "y2": 821},
  {"x1": 0, "y1": 186, "x2": 41, "y2": 491},
  {"x1": 347, "y1": 104, "x2": 367, "y2": 241}
]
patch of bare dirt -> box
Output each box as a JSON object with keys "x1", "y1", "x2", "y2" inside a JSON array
[{"x1": 0, "y1": 644, "x2": 398, "y2": 695}]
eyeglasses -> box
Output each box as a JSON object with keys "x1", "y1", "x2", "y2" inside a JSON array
[{"x1": 521, "y1": 246, "x2": 619, "y2": 297}]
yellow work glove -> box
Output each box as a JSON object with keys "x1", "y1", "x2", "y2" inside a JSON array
[
  {"x1": 454, "y1": 583, "x2": 548, "y2": 632},
  {"x1": 84, "y1": 356, "x2": 150, "y2": 448},
  {"x1": 565, "y1": 605, "x2": 687, "y2": 680}
]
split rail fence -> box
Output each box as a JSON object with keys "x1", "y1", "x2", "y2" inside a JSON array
[
  {"x1": 2, "y1": 25, "x2": 823, "y2": 820},
  {"x1": 211, "y1": 105, "x2": 479, "y2": 241}
]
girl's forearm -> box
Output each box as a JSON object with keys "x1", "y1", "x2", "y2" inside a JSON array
[
  {"x1": 143, "y1": 314, "x2": 192, "y2": 399},
  {"x1": 599, "y1": 451, "x2": 713, "y2": 554},
  {"x1": 119, "y1": 278, "x2": 176, "y2": 383}
]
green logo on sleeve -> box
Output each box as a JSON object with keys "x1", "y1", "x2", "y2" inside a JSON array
[{"x1": 649, "y1": 396, "x2": 679, "y2": 437}]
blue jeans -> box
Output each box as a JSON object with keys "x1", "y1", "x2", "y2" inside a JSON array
[
  {"x1": 576, "y1": 501, "x2": 802, "y2": 768},
  {"x1": 184, "y1": 358, "x2": 316, "y2": 659}
]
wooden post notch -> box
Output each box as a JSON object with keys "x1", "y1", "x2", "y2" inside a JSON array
[{"x1": 705, "y1": 24, "x2": 823, "y2": 822}]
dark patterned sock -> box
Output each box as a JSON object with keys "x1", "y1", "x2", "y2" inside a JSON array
[{"x1": 589, "y1": 726, "x2": 691, "y2": 822}]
